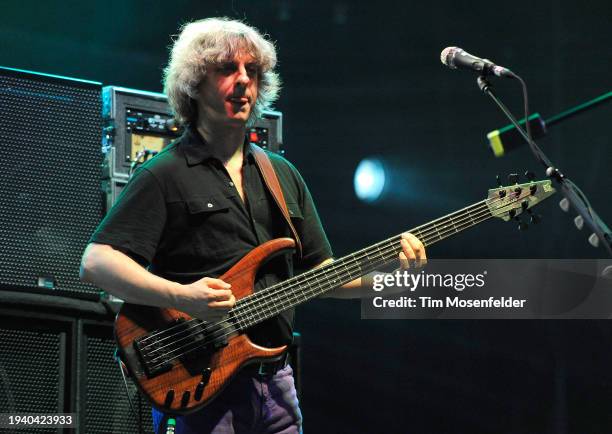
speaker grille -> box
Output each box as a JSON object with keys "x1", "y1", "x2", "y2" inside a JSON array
[
  {"x1": 0, "y1": 68, "x2": 102, "y2": 294},
  {"x1": 0, "y1": 328, "x2": 63, "y2": 433},
  {"x1": 85, "y1": 329, "x2": 153, "y2": 433}
]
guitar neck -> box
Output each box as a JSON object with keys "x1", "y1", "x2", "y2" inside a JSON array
[{"x1": 229, "y1": 198, "x2": 494, "y2": 331}]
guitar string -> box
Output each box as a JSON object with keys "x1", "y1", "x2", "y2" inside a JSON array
[
  {"x1": 143, "y1": 195, "x2": 528, "y2": 369},
  {"x1": 144, "y1": 206, "x2": 499, "y2": 369},
  {"x1": 194, "y1": 184, "x2": 539, "y2": 326},
  {"x1": 139, "y1": 188, "x2": 522, "y2": 360},
  {"x1": 137, "y1": 195, "x2": 491, "y2": 349},
  {"x1": 140, "y1": 184, "x2": 544, "y2": 366},
  {"x1": 137, "y1": 198, "x2": 488, "y2": 350},
  {"x1": 139, "y1": 188, "x2": 531, "y2": 362},
  {"x1": 205, "y1": 200, "x2": 493, "y2": 322},
  {"x1": 149, "y1": 189, "x2": 541, "y2": 369}
]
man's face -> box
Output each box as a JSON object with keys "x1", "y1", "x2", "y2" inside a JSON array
[{"x1": 196, "y1": 52, "x2": 260, "y2": 126}]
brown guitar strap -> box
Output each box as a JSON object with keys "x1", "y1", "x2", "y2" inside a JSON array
[{"x1": 251, "y1": 144, "x2": 303, "y2": 259}]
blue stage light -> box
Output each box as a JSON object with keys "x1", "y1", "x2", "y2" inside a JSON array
[{"x1": 354, "y1": 158, "x2": 386, "y2": 203}]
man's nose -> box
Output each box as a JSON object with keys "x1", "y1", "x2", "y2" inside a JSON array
[{"x1": 236, "y1": 64, "x2": 250, "y2": 85}]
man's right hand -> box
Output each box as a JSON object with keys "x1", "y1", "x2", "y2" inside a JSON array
[
  {"x1": 80, "y1": 243, "x2": 237, "y2": 323},
  {"x1": 177, "y1": 277, "x2": 236, "y2": 322}
]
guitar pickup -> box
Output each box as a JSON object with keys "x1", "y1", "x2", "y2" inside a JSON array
[
  {"x1": 133, "y1": 318, "x2": 224, "y2": 377},
  {"x1": 133, "y1": 336, "x2": 173, "y2": 378},
  {"x1": 134, "y1": 318, "x2": 202, "y2": 378}
]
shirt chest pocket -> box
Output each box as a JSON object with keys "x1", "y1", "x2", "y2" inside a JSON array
[
  {"x1": 184, "y1": 196, "x2": 236, "y2": 256},
  {"x1": 187, "y1": 197, "x2": 230, "y2": 214}
]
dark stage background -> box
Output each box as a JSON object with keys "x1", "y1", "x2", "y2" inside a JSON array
[{"x1": 1, "y1": 0, "x2": 611, "y2": 432}]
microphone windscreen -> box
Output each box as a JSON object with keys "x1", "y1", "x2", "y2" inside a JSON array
[{"x1": 440, "y1": 47, "x2": 458, "y2": 67}]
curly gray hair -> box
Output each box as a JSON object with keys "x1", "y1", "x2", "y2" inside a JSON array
[{"x1": 163, "y1": 17, "x2": 281, "y2": 126}]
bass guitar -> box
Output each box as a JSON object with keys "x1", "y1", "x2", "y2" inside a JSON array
[{"x1": 115, "y1": 178, "x2": 555, "y2": 413}]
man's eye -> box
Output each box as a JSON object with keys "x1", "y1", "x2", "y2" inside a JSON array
[{"x1": 219, "y1": 64, "x2": 236, "y2": 73}]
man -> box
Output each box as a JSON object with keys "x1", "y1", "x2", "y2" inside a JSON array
[{"x1": 80, "y1": 17, "x2": 426, "y2": 434}]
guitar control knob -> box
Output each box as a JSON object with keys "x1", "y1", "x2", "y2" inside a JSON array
[
  {"x1": 559, "y1": 198, "x2": 570, "y2": 212},
  {"x1": 201, "y1": 367, "x2": 212, "y2": 383},
  {"x1": 164, "y1": 390, "x2": 175, "y2": 407},
  {"x1": 195, "y1": 382, "x2": 205, "y2": 401},
  {"x1": 181, "y1": 391, "x2": 191, "y2": 407}
]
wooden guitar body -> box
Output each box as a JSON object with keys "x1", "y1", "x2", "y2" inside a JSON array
[{"x1": 115, "y1": 238, "x2": 296, "y2": 414}]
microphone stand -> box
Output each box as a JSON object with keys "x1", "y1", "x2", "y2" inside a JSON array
[{"x1": 476, "y1": 76, "x2": 612, "y2": 258}]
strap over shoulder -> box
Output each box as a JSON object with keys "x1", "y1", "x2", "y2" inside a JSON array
[{"x1": 251, "y1": 144, "x2": 303, "y2": 259}]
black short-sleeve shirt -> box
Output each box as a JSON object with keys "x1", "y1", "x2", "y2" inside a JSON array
[{"x1": 90, "y1": 126, "x2": 333, "y2": 346}]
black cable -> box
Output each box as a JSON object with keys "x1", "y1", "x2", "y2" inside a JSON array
[
  {"x1": 511, "y1": 73, "x2": 553, "y2": 168},
  {"x1": 115, "y1": 350, "x2": 145, "y2": 434},
  {"x1": 515, "y1": 74, "x2": 532, "y2": 141}
]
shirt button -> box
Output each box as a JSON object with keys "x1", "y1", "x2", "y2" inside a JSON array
[
  {"x1": 229, "y1": 181, "x2": 234, "y2": 187},
  {"x1": 207, "y1": 202, "x2": 213, "y2": 208}
]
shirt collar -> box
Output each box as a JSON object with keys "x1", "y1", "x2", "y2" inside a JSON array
[{"x1": 181, "y1": 125, "x2": 255, "y2": 166}]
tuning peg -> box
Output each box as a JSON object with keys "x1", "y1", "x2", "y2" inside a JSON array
[
  {"x1": 514, "y1": 186, "x2": 522, "y2": 196},
  {"x1": 524, "y1": 170, "x2": 536, "y2": 181},
  {"x1": 589, "y1": 233, "x2": 600, "y2": 248},
  {"x1": 508, "y1": 173, "x2": 519, "y2": 184},
  {"x1": 530, "y1": 184, "x2": 538, "y2": 195},
  {"x1": 559, "y1": 198, "x2": 570, "y2": 212},
  {"x1": 527, "y1": 209, "x2": 541, "y2": 224},
  {"x1": 574, "y1": 215, "x2": 584, "y2": 230}
]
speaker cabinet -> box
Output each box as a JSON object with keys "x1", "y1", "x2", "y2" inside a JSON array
[
  {"x1": 0, "y1": 293, "x2": 153, "y2": 433},
  {"x1": 0, "y1": 67, "x2": 103, "y2": 295}
]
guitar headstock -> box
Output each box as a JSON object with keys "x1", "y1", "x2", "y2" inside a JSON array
[{"x1": 487, "y1": 178, "x2": 556, "y2": 223}]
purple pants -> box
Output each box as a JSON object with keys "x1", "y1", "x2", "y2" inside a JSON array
[{"x1": 152, "y1": 365, "x2": 302, "y2": 434}]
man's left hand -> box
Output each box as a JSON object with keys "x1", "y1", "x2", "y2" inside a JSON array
[{"x1": 399, "y1": 232, "x2": 427, "y2": 269}]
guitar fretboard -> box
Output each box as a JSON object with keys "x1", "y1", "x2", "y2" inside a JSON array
[{"x1": 229, "y1": 199, "x2": 493, "y2": 330}]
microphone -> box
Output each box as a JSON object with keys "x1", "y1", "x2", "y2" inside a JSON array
[{"x1": 440, "y1": 47, "x2": 515, "y2": 78}]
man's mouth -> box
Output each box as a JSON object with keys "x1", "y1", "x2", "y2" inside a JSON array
[{"x1": 227, "y1": 96, "x2": 250, "y2": 104}]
